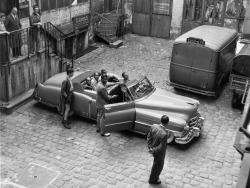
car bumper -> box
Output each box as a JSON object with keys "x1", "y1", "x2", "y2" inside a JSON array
[
  {"x1": 32, "y1": 92, "x2": 41, "y2": 102},
  {"x1": 174, "y1": 116, "x2": 205, "y2": 144}
]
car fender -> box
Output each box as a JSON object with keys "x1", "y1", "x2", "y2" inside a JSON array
[
  {"x1": 33, "y1": 83, "x2": 61, "y2": 107},
  {"x1": 134, "y1": 108, "x2": 186, "y2": 134}
]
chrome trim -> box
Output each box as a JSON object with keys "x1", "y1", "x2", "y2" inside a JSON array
[
  {"x1": 134, "y1": 121, "x2": 182, "y2": 133},
  {"x1": 175, "y1": 116, "x2": 204, "y2": 144},
  {"x1": 104, "y1": 121, "x2": 134, "y2": 127}
]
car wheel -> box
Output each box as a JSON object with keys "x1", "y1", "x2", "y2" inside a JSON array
[{"x1": 167, "y1": 131, "x2": 174, "y2": 144}]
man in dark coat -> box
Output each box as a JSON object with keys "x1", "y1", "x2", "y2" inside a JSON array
[
  {"x1": 59, "y1": 68, "x2": 74, "y2": 129},
  {"x1": 96, "y1": 75, "x2": 117, "y2": 136},
  {"x1": 147, "y1": 115, "x2": 169, "y2": 185},
  {"x1": 4, "y1": 7, "x2": 22, "y2": 58},
  {"x1": 29, "y1": 5, "x2": 41, "y2": 53}
]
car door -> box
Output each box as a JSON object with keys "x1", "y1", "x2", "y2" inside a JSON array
[
  {"x1": 102, "y1": 101, "x2": 136, "y2": 133},
  {"x1": 72, "y1": 92, "x2": 93, "y2": 118}
]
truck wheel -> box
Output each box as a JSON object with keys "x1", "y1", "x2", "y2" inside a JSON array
[{"x1": 167, "y1": 131, "x2": 174, "y2": 144}]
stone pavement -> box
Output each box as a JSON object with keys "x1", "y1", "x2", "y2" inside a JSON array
[{"x1": 0, "y1": 34, "x2": 243, "y2": 188}]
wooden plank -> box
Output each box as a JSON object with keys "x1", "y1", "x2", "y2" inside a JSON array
[
  {"x1": 133, "y1": 0, "x2": 151, "y2": 14},
  {"x1": 151, "y1": 14, "x2": 170, "y2": 38},
  {"x1": 132, "y1": 13, "x2": 151, "y2": 36}
]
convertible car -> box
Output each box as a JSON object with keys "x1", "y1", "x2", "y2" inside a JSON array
[{"x1": 33, "y1": 70, "x2": 205, "y2": 144}]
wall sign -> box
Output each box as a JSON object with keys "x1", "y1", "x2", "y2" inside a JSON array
[
  {"x1": 153, "y1": 0, "x2": 171, "y2": 15},
  {"x1": 72, "y1": 13, "x2": 90, "y2": 30}
]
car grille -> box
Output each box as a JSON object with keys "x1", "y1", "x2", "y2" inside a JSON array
[{"x1": 188, "y1": 112, "x2": 202, "y2": 129}]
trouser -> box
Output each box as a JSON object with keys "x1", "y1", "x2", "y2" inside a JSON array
[
  {"x1": 149, "y1": 149, "x2": 166, "y2": 182},
  {"x1": 29, "y1": 30, "x2": 40, "y2": 52},
  {"x1": 12, "y1": 47, "x2": 21, "y2": 57},
  {"x1": 97, "y1": 108, "x2": 105, "y2": 134}
]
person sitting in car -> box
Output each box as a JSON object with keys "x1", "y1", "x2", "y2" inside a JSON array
[
  {"x1": 122, "y1": 72, "x2": 130, "y2": 84},
  {"x1": 83, "y1": 77, "x2": 94, "y2": 90},
  {"x1": 98, "y1": 69, "x2": 120, "y2": 83},
  {"x1": 91, "y1": 72, "x2": 100, "y2": 91}
]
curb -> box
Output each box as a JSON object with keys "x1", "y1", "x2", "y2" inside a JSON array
[{"x1": 0, "y1": 89, "x2": 34, "y2": 115}]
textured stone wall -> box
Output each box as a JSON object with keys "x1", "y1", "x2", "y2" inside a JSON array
[{"x1": 170, "y1": 0, "x2": 184, "y2": 38}]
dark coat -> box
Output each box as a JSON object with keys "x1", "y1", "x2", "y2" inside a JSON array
[
  {"x1": 58, "y1": 79, "x2": 72, "y2": 115},
  {"x1": 96, "y1": 81, "x2": 115, "y2": 110},
  {"x1": 4, "y1": 13, "x2": 22, "y2": 48},
  {"x1": 147, "y1": 124, "x2": 168, "y2": 155}
]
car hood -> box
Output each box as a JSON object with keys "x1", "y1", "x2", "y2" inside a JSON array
[{"x1": 135, "y1": 88, "x2": 200, "y2": 121}]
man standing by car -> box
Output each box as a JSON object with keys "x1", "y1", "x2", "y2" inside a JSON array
[
  {"x1": 147, "y1": 115, "x2": 169, "y2": 185},
  {"x1": 59, "y1": 68, "x2": 74, "y2": 129},
  {"x1": 96, "y1": 75, "x2": 117, "y2": 136}
]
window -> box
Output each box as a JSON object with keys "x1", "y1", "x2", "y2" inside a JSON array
[
  {"x1": 41, "y1": 0, "x2": 87, "y2": 12},
  {"x1": 184, "y1": 0, "x2": 203, "y2": 22}
]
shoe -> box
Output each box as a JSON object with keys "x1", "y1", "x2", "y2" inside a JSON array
[
  {"x1": 96, "y1": 129, "x2": 100, "y2": 133},
  {"x1": 62, "y1": 119, "x2": 71, "y2": 125},
  {"x1": 101, "y1": 133, "x2": 111, "y2": 137},
  {"x1": 149, "y1": 180, "x2": 161, "y2": 185},
  {"x1": 63, "y1": 123, "x2": 71, "y2": 129}
]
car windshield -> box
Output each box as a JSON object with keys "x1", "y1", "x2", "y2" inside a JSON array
[{"x1": 128, "y1": 77, "x2": 154, "y2": 99}]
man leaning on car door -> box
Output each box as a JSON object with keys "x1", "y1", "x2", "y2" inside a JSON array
[{"x1": 96, "y1": 75, "x2": 117, "y2": 137}]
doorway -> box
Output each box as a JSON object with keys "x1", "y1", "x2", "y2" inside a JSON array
[{"x1": 132, "y1": 0, "x2": 172, "y2": 39}]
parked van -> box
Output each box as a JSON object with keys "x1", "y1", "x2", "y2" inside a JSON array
[
  {"x1": 169, "y1": 25, "x2": 238, "y2": 97},
  {"x1": 229, "y1": 44, "x2": 250, "y2": 108}
]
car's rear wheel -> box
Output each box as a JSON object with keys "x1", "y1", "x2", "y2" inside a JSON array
[{"x1": 167, "y1": 131, "x2": 174, "y2": 144}]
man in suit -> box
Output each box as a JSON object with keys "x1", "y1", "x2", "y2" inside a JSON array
[
  {"x1": 59, "y1": 68, "x2": 74, "y2": 129},
  {"x1": 147, "y1": 115, "x2": 169, "y2": 185},
  {"x1": 4, "y1": 7, "x2": 22, "y2": 58},
  {"x1": 96, "y1": 75, "x2": 117, "y2": 137}
]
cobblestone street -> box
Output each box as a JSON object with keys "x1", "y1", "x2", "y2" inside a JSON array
[{"x1": 0, "y1": 34, "x2": 243, "y2": 188}]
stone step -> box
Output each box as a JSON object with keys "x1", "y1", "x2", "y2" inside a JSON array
[
  {"x1": 101, "y1": 19, "x2": 118, "y2": 24},
  {"x1": 96, "y1": 29, "x2": 116, "y2": 36},
  {"x1": 109, "y1": 39, "x2": 123, "y2": 49},
  {"x1": 97, "y1": 25, "x2": 117, "y2": 30},
  {"x1": 96, "y1": 28, "x2": 116, "y2": 34},
  {"x1": 99, "y1": 33, "x2": 117, "y2": 38},
  {"x1": 103, "y1": 16, "x2": 119, "y2": 21}
]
